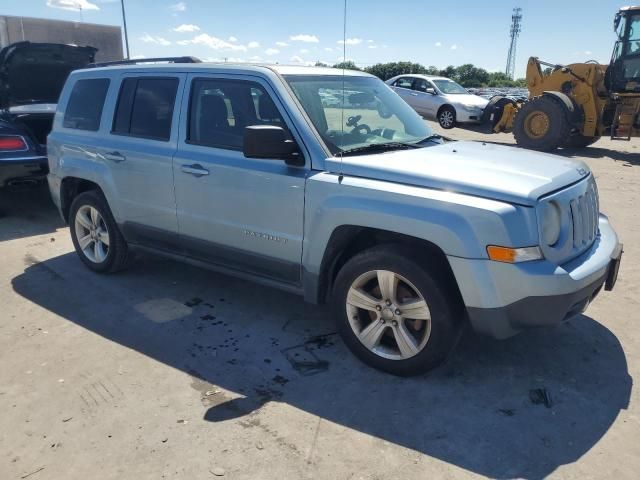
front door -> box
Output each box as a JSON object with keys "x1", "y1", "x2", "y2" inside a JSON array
[
  {"x1": 173, "y1": 74, "x2": 307, "y2": 286},
  {"x1": 412, "y1": 78, "x2": 438, "y2": 118}
]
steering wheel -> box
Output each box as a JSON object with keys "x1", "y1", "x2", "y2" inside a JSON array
[{"x1": 346, "y1": 115, "x2": 371, "y2": 135}]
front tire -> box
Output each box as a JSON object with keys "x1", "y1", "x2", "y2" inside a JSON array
[
  {"x1": 513, "y1": 96, "x2": 571, "y2": 151},
  {"x1": 438, "y1": 106, "x2": 457, "y2": 129},
  {"x1": 332, "y1": 245, "x2": 462, "y2": 376},
  {"x1": 69, "y1": 190, "x2": 130, "y2": 273}
]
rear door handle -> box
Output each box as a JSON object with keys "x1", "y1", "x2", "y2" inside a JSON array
[
  {"x1": 181, "y1": 163, "x2": 209, "y2": 177},
  {"x1": 102, "y1": 151, "x2": 126, "y2": 163}
]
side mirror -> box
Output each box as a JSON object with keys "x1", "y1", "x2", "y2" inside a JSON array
[
  {"x1": 243, "y1": 125, "x2": 303, "y2": 166},
  {"x1": 426, "y1": 87, "x2": 437, "y2": 95}
]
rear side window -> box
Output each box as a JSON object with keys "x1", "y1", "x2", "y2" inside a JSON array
[
  {"x1": 112, "y1": 77, "x2": 179, "y2": 141},
  {"x1": 393, "y1": 77, "x2": 414, "y2": 89},
  {"x1": 63, "y1": 78, "x2": 110, "y2": 131}
]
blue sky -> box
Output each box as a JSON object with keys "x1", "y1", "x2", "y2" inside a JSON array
[{"x1": 2, "y1": 0, "x2": 627, "y2": 78}]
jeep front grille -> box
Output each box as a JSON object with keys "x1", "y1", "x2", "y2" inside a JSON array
[{"x1": 570, "y1": 180, "x2": 599, "y2": 249}]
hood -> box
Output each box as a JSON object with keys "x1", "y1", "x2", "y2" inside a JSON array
[
  {"x1": 443, "y1": 93, "x2": 489, "y2": 107},
  {"x1": 0, "y1": 42, "x2": 97, "y2": 109},
  {"x1": 325, "y1": 141, "x2": 589, "y2": 206}
]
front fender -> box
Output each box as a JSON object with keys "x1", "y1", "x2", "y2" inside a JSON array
[{"x1": 303, "y1": 172, "x2": 538, "y2": 277}]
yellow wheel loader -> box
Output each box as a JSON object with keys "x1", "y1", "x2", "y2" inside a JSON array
[{"x1": 487, "y1": 6, "x2": 640, "y2": 151}]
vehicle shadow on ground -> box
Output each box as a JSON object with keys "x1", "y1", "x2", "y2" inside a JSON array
[
  {"x1": 12, "y1": 252, "x2": 632, "y2": 479},
  {"x1": 0, "y1": 185, "x2": 63, "y2": 241},
  {"x1": 449, "y1": 124, "x2": 640, "y2": 165}
]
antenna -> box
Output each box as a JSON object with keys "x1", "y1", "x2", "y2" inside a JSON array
[
  {"x1": 505, "y1": 7, "x2": 523, "y2": 80},
  {"x1": 338, "y1": 0, "x2": 347, "y2": 183}
]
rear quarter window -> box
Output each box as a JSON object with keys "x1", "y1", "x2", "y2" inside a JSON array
[{"x1": 63, "y1": 78, "x2": 110, "y2": 131}]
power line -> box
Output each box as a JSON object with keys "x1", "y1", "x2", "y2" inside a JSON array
[{"x1": 505, "y1": 7, "x2": 523, "y2": 79}]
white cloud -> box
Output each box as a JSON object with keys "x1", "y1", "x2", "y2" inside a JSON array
[
  {"x1": 584, "y1": 50, "x2": 593, "y2": 55},
  {"x1": 168, "y1": 2, "x2": 186, "y2": 12},
  {"x1": 265, "y1": 48, "x2": 280, "y2": 55},
  {"x1": 179, "y1": 33, "x2": 247, "y2": 51},
  {"x1": 450, "y1": 44, "x2": 458, "y2": 50},
  {"x1": 290, "y1": 55, "x2": 304, "y2": 64},
  {"x1": 46, "y1": 0, "x2": 99, "y2": 11},
  {"x1": 367, "y1": 39, "x2": 374, "y2": 43},
  {"x1": 368, "y1": 45, "x2": 377, "y2": 49},
  {"x1": 228, "y1": 36, "x2": 237, "y2": 42},
  {"x1": 324, "y1": 47, "x2": 333, "y2": 52},
  {"x1": 290, "y1": 34, "x2": 319, "y2": 43},
  {"x1": 249, "y1": 55, "x2": 262, "y2": 62},
  {"x1": 140, "y1": 33, "x2": 171, "y2": 46},
  {"x1": 300, "y1": 48, "x2": 309, "y2": 53},
  {"x1": 337, "y1": 38, "x2": 362, "y2": 45},
  {"x1": 247, "y1": 41, "x2": 260, "y2": 48},
  {"x1": 275, "y1": 41, "x2": 289, "y2": 47},
  {"x1": 434, "y1": 41, "x2": 442, "y2": 47},
  {"x1": 173, "y1": 24, "x2": 199, "y2": 33}
]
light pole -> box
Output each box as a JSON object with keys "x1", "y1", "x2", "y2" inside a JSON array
[{"x1": 120, "y1": 0, "x2": 130, "y2": 59}]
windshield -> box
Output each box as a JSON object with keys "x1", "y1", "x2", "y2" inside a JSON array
[
  {"x1": 284, "y1": 75, "x2": 433, "y2": 155},
  {"x1": 432, "y1": 79, "x2": 468, "y2": 94}
]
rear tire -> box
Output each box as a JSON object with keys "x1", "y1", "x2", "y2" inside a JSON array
[
  {"x1": 332, "y1": 245, "x2": 462, "y2": 376},
  {"x1": 438, "y1": 106, "x2": 457, "y2": 129},
  {"x1": 69, "y1": 190, "x2": 130, "y2": 273},
  {"x1": 513, "y1": 96, "x2": 571, "y2": 151}
]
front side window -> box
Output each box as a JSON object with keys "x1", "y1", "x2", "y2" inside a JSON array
[
  {"x1": 112, "y1": 77, "x2": 178, "y2": 141},
  {"x1": 63, "y1": 78, "x2": 110, "y2": 131},
  {"x1": 285, "y1": 75, "x2": 434, "y2": 155},
  {"x1": 413, "y1": 79, "x2": 431, "y2": 92},
  {"x1": 432, "y1": 79, "x2": 468, "y2": 94},
  {"x1": 187, "y1": 78, "x2": 285, "y2": 150}
]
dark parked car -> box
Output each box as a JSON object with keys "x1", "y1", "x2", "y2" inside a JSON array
[{"x1": 0, "y1": 41, "x2": 96, "y2": 188}]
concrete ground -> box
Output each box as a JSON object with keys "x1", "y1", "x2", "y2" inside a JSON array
[{"x1": 0, "y1": 124, "x2": 638, "y2": 480}]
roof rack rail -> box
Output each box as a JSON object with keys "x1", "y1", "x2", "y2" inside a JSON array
[{"x1": 88, "y1": 56, "x2": 202, "y2": 68}]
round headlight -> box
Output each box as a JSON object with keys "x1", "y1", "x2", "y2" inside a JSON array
[{"x1": 541, "y1": 201, "x2": 562, "y2": 246}]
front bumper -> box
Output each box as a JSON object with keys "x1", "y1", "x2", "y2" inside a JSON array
[
  {"x1": 0, "y1": 156, "x2": 48, "y2": 187},
  {"x1": 448, "y1": 214, "x2": 622, "y2": 339},
  {"x1": 456, "y1": 108, "x2": 484, "y2": 123}
]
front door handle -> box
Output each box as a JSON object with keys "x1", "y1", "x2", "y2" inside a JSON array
[
  {"x1": 181, "y1": 163, "x2": 209, "y2": 177},
  {"x1": 102, "y1": 151, "x2": 126, "y2": 163},
  {"x1": 410, "y1": 92, "x2": 419, "y2": 96}
]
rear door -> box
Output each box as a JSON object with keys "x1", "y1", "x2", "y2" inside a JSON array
[
  {"x1": 101, "y1": 73, "x2": 185, "y2": 249},
  {"x1": 391, "y1": 77, "x2": 417, "y2": 107},
  {"x1": 172, "y1": 73, "x2": 307, "y2": 287}
]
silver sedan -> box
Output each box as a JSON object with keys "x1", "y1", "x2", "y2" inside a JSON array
[{"x1": 385, "y1": 74, "x2": 488, "y2": 129}]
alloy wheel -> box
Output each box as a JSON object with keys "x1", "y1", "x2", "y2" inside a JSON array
[
  {"x1": 345, "y1": 270, "x2": 432, "y2": 360},
  {"x1": 74, "y1": 205, "x2": 110, "y2": 263},
  {"x1": 439, "y1": 110, "x2": 454, "y2": 128}
]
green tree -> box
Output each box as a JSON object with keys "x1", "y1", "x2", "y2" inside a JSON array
[
  {"x1": 438, "y1": 65, "x2": 458, "y2": 80},
  {"x1": 315, "y1": 61, "x2": 328, "y2": 67},
  {"x1": 332, "y1": 61, "x2": 361, "y2": 70},
  {"x1": 363, "y1": 61, "x2": 429, "y2": 80},
  {"x1": 455, "y1": 64, "x2": 490, "y2": 87}
]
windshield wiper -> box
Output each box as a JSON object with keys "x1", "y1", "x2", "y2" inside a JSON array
[
  {"x1": 340, "y1": 142, "x2": 420, "y2": 156},
  {"x1": 416, "y1": 134, "x2": 445, "y2": 144}
]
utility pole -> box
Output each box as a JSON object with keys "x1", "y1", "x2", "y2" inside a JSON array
[
  {"x1": 120, "y1": 0, "x2": 130, "y2": 59},
  {"x1": 505, "y1": 7, "x2": 523, "y2": 79}
]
